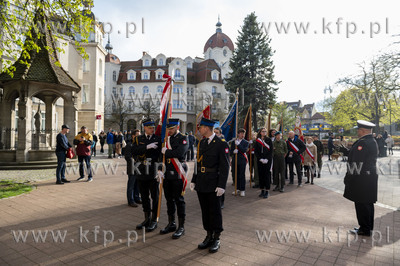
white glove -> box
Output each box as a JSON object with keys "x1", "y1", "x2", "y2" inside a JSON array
[
  {"x1": 263, "y1": 159, "x2": 269, "y2": 164},
  {"x1": 161, "y1": 147, "x2": 167, "y2": 154},
  {"x1": 251, "y1": 151, "x2": 254, "y2": 154},
  {"x1": 156, "y1": 170, "x2": 164, "y2": 182},
  {"x1": 233, "y1": 149, "x2": 238, "y2": 154},
  {"x1": 235, "y1": 140, "x2": 240, "y2": 145},
  {"x1": 190, "y1": 183, "x2": 195, "y2": 191},
  {"x1": 249, "y1": 140, "x2": 253, "y2": 144},
  {"x1": 259, "y1": 159, "x2": 264, "y2": 163},
  {"x1": 146, "y1": 143, "x2": 158, "y2": 150},
  {"x1": 215, "y1": 187, "x2": 225, "y2": 196}
]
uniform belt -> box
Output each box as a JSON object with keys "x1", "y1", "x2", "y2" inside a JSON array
[{"x1": 198, "y1": 167, "x2": 218, "y2": 173}]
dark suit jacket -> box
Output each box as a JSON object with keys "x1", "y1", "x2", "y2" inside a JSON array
[
  {"x1": 230, "y1": 138, "x2": 249, "y2": 164},
  {"x1": 131, "y1": 134, "x2": 162, "y2": 180},
  {"x1": 192, "y1": 135, "x2": 230, "y2": 193}
]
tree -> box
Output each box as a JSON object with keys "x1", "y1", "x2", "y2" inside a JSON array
[
  {"x1": 0, "y1": 0, "x2": 94, "y2": 76},
  {"x1": 105, "y1": 94, "x2": 131, "y2": 132},
  {"x1": 271, "y1": 103, "x2": 296, "y2": 133},
  {"x1": 331, "y1": 53, "x2": 400, "y2": 132},
  {"x1": 226, "y1": 12, "x2": 279, "y2": 131}
]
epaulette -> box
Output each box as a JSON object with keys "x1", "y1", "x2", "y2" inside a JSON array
[{"x1": 221, "y1": 138, "x2": 226, "y2": 142}]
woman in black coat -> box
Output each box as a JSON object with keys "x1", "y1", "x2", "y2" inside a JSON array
[{"x1": 254, "y1": 127, "x2": 273, "y2": 199}]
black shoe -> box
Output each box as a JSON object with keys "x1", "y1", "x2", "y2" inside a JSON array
[
  {"x1": 258, "y1": 190, "x2": 265, "y2": 197},
  {"x1": 311, "y1": 182, "x2": 314, "y2": 185},
  {"x1": 136, "y1": 212, "x2": 150, "y2": 230},
  {"x1": 135, "y1": 199, "x2": 142, "y2": 204},
  {"x1": 305, "y1": 181, "x2": 310, "y2": 184},
  {"x1": 318, "y1": 174, "x2": 321, "y2": 178},
  {"x1": 56, "y1": 181, "x2": 64, "y2": 185},
  {"x1": 160, "y1": 216, "x2": 176, "y2": 234},
  {"x1": 128, "y1": 202, "x2": 138, "y2": 207},
  {"x1": 61, "y1": 179, "x2": 70, "y2": 183},
  {"x1": 198, "y1": 232, "x2": 213, "y2": 249},
  {"x1": 77, "y1": 177, "x2": 85, "y2": 181},
  {"x1": 280, "y1": 188, "x2": 284, "y2": 193},
  {"x1": 146, "y1": 213, "x2": 158, "y2": 232},
  {"x1": 172, "y1": 218, "x2": 185, "y2": 239},
  {"x1": 349, "y1": 228, "x2": 371, "y2": 236},
  {"x1": 209, "y1": 233, "x2": 220, "y2": 253},
  {"x1": 272, "y1": 186, "x2": 279, "y2": 191},
  {"x1": 263, "y1": 191, "x2": 269, "y2": 198}
]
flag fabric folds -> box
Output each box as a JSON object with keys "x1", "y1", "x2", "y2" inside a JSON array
[
  {"x1": 155, "y1": 74, "x2": 172, "y2": 140},
  {"x1": 195, "y1": 105, "x2": 211, "y2": 140},
  {"x1": 221, "y1": 100, "x2": 238, "y2": 142},
  {"x1": 243, "y1": 104, "x2": 252, "y2": 141}
]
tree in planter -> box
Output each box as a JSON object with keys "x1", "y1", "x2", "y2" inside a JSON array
[{"x1": 225, "y1": 12, "x2": 279, "y2": 131}]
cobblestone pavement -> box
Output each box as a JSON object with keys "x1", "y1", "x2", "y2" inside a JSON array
[{"x1": 0, "y1": 150, "x2": 399, "y2": 265}]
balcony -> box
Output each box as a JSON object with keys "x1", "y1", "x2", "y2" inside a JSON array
[{"x1": 174, "y1": 76, "x2": 185, "y2": 82}]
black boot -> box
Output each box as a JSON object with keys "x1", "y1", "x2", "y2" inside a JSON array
[
  {"x1": 136, "y1": 212, "x2": 150, "y2": 230},
  {"x1": 209, "y1": 232, "x2": 220, "y2": 253},
  {"x1": 146, "y1": 213, "x2": 158, "y2": 232},
  {"x1": 160, "y1": 215, "x2": 176, "y2": 234},
  {"x1": 258, "y1": 190, "x2": 265, "y2": 197},
  {"x1": 172, "y1": 217, "x2": 185, "y2": 239},
  {"x1": 198, "y1": 231, "x2": 213, "y2": 249}
]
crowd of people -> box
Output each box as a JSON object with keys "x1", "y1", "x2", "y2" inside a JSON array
[{"x1": 53, "y1": 119, "x2": 388, "y2": 249}]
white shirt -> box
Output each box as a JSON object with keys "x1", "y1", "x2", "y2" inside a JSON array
[{"x1": 208, "y1": 133, "x2": 216, "y2": 144}]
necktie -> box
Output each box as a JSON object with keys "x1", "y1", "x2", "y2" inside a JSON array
[{"x1": 147, "y1": 135, "x2": 151, "y2": 140}]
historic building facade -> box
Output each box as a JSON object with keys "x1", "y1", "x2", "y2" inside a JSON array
[{"x1": 104, "y1": 19, "x2": 234, "y2": 132}]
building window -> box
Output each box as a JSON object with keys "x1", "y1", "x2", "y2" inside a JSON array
[
  {"x1": 187, "y1": 62, "x2": 192, "y2": 68},
  {"x1": 83, "y1": 56, "x2": 89, "y2": 72},
  {"x1": 173, "y1": 85, "x2": 183, "y2": 94},
  {"x1": 120, "y1": 87, "x2": 124, "y2": 97},
  {"x1": 128, "y1": 101, "x2": 134, "y2": 111},
  {"x1": 175, "y1": 69, "x2": 180, "y2": 77},
  {"x1": 129, "y1": 86, "x2": 135, "y2": 95},
  {"x1": 187, "y1": 102, "x2": 194, "y2": 111},
  {"x1": 158, "y1": 58, "x2": 164, "y2": 66},
  {"x1": 143, "y1": 72, "x2": 149, "y2": 80},
  {"x1": 157, "y1": 85, "x2": 163, "y2": 93},
  {"x1": 157, "y1": 72, "x2": 162, "y2": 79},
  {"x1": 212, "y1": 86, "x2": 217, "y2": 94},
  {"x1": 98, "y1": 88, "x2": 102, "y2": 105},
  {"x1": 99, "y1": 59, "x2": 102, "y2": 76},
  {"x1": 82, "y1": 84, "x2": 89, "y2": 103},
  {"x1": 144, "y1": 59, "x2": 150, "y2": 66},
  {"x1": 112, "y1": 87, "x2": 117, "y2": 97},
  {"x1": 113, "y1": 71, "x2": 117, "y2": 81},
  {"x1": 143, "y1": 86, "x2": 149, "y2": 94},
  {"x1": 212, "y1": 72, "x2": 218, "y2": 80},
  {"x1": 41, "y1": 113, "x2": 46, "y2": 131},
  {"x1": 129, "y1": 72, "x2": 135, "y2": 80},
  {"x1": 173, "y1": 100, "x2": 183, "y2": 109},
  {"x1": 143, "y1": 101, "x2": 150, "y2": 109}
]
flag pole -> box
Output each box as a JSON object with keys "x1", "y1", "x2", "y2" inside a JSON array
[
  {"x1": 249, "y1": 104, "x2": 252, "y2": 188},
  {"x1": 156, "y1": 79, "x2": 173, "y2": 222},
  {"x1": 234, "y1": 88, "x2": 239, "y2": 196}
]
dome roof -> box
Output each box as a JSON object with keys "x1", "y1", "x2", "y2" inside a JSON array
[
  {"x1": 203, "y1": 18, "x2": 234, "y2": 53},
  {"x1": 203, "y1": 32, "x2": 234, "y2": 53}
]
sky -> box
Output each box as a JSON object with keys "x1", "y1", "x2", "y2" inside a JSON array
[{"x1": 93, "y1": 0, "x2": 400, "y2": 110}]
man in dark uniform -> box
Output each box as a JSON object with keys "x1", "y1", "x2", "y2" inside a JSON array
[
  {"x1": 160, "y1": 118, "x2": 189, "y2": 239},
  {"x1": 191, "y1": 118, "x2": 230, "y2": 253},
  {"x1": 286, "y1": 131, "x2": 306, "y2": 187},
  {"x1": 345, "y1": 120, "x2": 378, "y2": 236},
  {"x1": 230, "y1": 128, "x2": 249, "y2": 196},
  {"x1": 132, "y1": 119, "x2": 162, "y2": 232}
]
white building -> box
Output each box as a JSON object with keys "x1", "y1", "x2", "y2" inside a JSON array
[{"x1": 104, "y1": 18, "x2": 234, "y2": 132}]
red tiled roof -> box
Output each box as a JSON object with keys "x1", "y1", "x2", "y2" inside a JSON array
[{"x1": 204, "y1": 32, "x2": 234, "y2": 53}]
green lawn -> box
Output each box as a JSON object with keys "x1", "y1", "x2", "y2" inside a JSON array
[{"x1": 0, "y1": 180, "x2": 33, "y2": 199}]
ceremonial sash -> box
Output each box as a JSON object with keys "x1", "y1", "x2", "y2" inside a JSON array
[
  {"x1": 287, "y1": 140, "x2": 304, "y2": 162},
  {"x1": 305, "y1": 147, "x2": 315, "y2": 160},
  {"x1": 166, "y1": 137, "x2": 188, "y2": 195},
  {"x1": 239, "y1": 150, "x2": 248, "y2": 163},
  {"x1": 256, "y1": 138, "x2": 270, "y2": 150}
]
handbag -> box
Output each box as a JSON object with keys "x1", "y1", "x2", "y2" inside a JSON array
[
  {"x1": 66, "y1": 148, "x2": 75, "y2": 159},
  {"x1": 122, "y1": 140, "x2": 127, "y2": 148}
]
